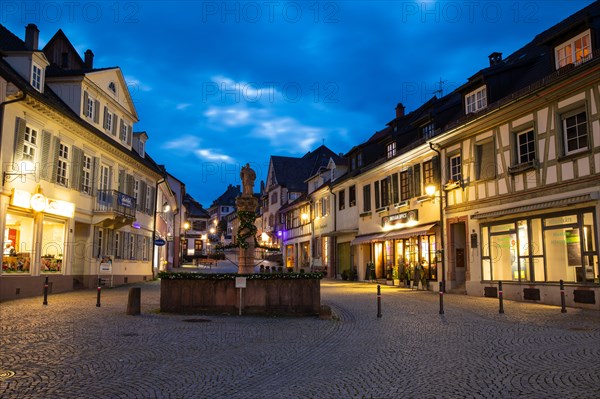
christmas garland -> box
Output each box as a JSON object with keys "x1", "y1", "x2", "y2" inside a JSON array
[
  {"x1": 215, "y1": 210, "x2": 280, "y2": 252},
  {"x1": 158, "y1": 271, "x2": 324, "y2": 280}
]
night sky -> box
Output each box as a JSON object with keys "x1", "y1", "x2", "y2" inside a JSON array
[{"x1": 1, "y1": 1, "x2": 594, "y2": 205}]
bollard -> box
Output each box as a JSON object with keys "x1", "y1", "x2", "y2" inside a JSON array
[
  {"x1": 376, "y1": 284, "x2": 382, "y2": 318},
  {"x1": 42, "y1": 276, "x2": 49, "y2": 305},
  {"x1": 126, "y1": 287, "x2": 141, "y2": 316},
  {"x1": 560, "y1": 279, "x2": 567, "y2": 313},
  {"x1": 96, "y1": 278, "x2": 102, "y2": 307},
  {"x1": 439, "y1": 282, "x2": 444, "y2": 315},
  {"x1": 498, "y1": 281, "x2": 504, "y2": 314}
]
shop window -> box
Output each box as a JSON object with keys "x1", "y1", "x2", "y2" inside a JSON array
[
  {"x1": 41, "y1": 217, "x2": 66, "y2": 273},
  {"x1": 3, "y1": 212, "x2": 34, "y2": 274}
]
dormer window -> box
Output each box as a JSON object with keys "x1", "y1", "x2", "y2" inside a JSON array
[
  {"x1": 465, "y1": 86, "x2": 487, "y2": 114},
  {"x1": 422, "y1": 123, "x2": 435, "y2": 139},
  {"x1": 555, "y1": 29, "x2": 591, "y2": 69},
  {"x1": 387, "y1": 142, "x2": 396, "y2": 158},
  {"x1": 138, "y1": 140, "x2": 145, "y2": 158},
  {"x1": 31, "y1": 63, "x2": 42, "y2": 91}
]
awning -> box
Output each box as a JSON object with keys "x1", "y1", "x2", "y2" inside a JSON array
[
  {"x1": 322, "y1": 229, "x2": 359, "y2": 237},
  {"x1": 351, "y1": 233, "x2": 387, "y2": 245},
  {"x1": 384, "y1": 223, "x2": 437, "y2": 240},
  {"x1": 470, "y1": 194, "x2": 596, "y2": 220}
]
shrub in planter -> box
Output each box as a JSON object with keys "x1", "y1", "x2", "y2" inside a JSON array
[
  {"x1": 277, "y1": 266, "x2": 283, "y2": 273},
  {"x1": 287, "y1": 267, "x2": 293, "y2": 273},
  {"x1": 341, "y1": 270, "x2": 349, "y2": 280},
  {"x1": 299, "y1": 268, "x2": 305, "y2": 274}
]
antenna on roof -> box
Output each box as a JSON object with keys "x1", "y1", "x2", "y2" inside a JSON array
[{"x1": 433, "y1": 78, "x2": 447, "y2": 97}]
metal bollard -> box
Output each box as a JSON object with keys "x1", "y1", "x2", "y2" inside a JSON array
[
  {"x1": 96, "y1": 278, "x2": 102, "y2": 307},
  {"x1": 439, "y1": 282, "x2": 444, "y2": 315},
  {"x1": 376, "y1": 284, "x2": 382, "y2": 318},
  {"x1": 560, "y1": 279, "x2": 567, "y2": 313},
  {"x1": 43, "y1": 276, "x2": 49, "y2": 305},
  {"x1": 498, "y1": 281, "x2": 504, "y2": 314}
]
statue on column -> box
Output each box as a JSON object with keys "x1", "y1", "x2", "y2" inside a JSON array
[{"x1": 240, "y1": 163, "x2": 256, "y2": 197}]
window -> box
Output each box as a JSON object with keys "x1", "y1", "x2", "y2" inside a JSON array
[
  {"x1": 120, "y1": 120, "x2": 128, "y2": 142},
  {"x1": 387, "y1": 142, "x2": 396, "y2": 158},
  {"x1": 362, "y1": 184, "x2": 371, "y2": 212},
  {"x1": 349, "y1": 185, "x2": 356, "y2": 207},
  {"x1": 145, "y1": 185, "x2": 152, "y2": 213},
  {"x1": 98, "y1": 164, "x2": 110, "y2": 203},
  {"x1": 86, "y1": 96, "x2": 94, "y2": 119},
  {"x1": 562, "y1": 110, "x2": 588, "y2": 155},
  {"x1": 423, "y1": 160, "x2": 434, "y2": 187},
  {"x1": 31, "y1": 63, "x2": 42, "y2": 91},
  {"x1": 133, "y1": 179, "x2": 139, "y2": 205},
  {"x1": 400, "y1": 170, "x2": 410, "y2": 201},
  {"x1": 380, "y1": 177, "x2": 390, "y2": 208},
  {"x1": 103, "y1": 107, "x2": 113, "y2": 132},
  {"x1": 476, "y1": 141, "x2": 496, "y2": 180},
  {"x1": 555, "y1": 30, "x2": 591, "y2": 69},
  {"x1": 138, "y1": 140, "x2": 145, "y2": 157},
  {"x1": 357, "y1": 153, "x2": 363, "y2": 167},
  {"x1": 23, "y1": 126, "x2": 38, "y2": 161},
  {"x1": 271, "y1": 192, "x2": 278, "y2": 205},
  {"x1": 516, "y1": 130, "x2": 535, "y2": 164},
  {"x1": 114, "y1": 232, "x2": 121, "y2": 259},
  {"x1": 465, "y1": 86, "x2": 487, "y2": 114},
  {"x1": 108, "y1": 82, "x2": 116, "y2": 93},
  {"x1": 339, "y1": 189, "x2": 345, "y2": 210},
  {"x1": 82, "y1": 155, "x2": 92, "y2": 194},
  {"x1": 449, "y1": 154, "x2": 462, "y2": 182},
  {"x1": 221, "y1": 206, "x2": 229, "y2": 213},
  {"x1": 422, "y1": 123, "x2": 435, "y2": 139},
  {"x1": 57, "y1": 143, "x2": 69, "y2": 186},
  {"x1": 321, "y1": 197, "x2": 329, "y2": 216}
]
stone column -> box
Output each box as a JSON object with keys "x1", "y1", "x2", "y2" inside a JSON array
[{"x1": 236, "y1": 196, "x2": 259, "y2": 274}]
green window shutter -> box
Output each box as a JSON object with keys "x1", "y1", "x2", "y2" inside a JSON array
[
  {"x1": 432, "y1": 156, "x2": 440, "y2": 186},
  {"x1": 13, "y1": 117, "x2": 26, "y2": 162},
  {"x1": 127, "y1": 125, "x2": 132, "y2": 146},
  {"x1": 139, "y1": 181, "x2": 147, "y2": 212},
  {"x1": 39, "y1": 131, "x2": 52, "y2": 180},
  {"x1": 374, "y1": 181, "x2": 380, "y2": 209},
  {"x1": 70, "y1": 146, "x2": 83, "y2": 191},
  {"x1": 83, "y1": 91, "x2": 89, "y2": 115},
  {"x1": 126, "y1": 174, "x2": 134, "y2": 197},
  {"x1": 112, "y1": 115, "x2": 118, "y2": 136},
  {"x1": 93, "y1": 227, "x2": 100, "y2": 258},
  {"x1": 103, "y1": 106, "x2": 108, "y2": 129},
  {"x1": 50, "y1": 136, "x2": 60, "y2": 183},
  {"x1": 93, "y1": 100, "x2": 100, "y2": 123},
  {"x1": 92, "y1": 157, "x2": 99, "y2": 197},
  {"x1": 407, "y1": 167, "x2": 413, "y2": 199},
  {"x1": 147, "y1": 186, "x2": 155, "y2": 215},
  {"x1": 413, "y1": 164, "x2": 421, "y2": 197},
  {"x1": 118, "y1": 169, "x2": 125, "y2": 193}
]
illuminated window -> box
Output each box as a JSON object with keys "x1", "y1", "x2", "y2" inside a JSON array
[
  {"x1": 31, "y1": 63, "x2": 42, "y2": 91},
  {"x1": 23, "y1": 126, "x2": 38, "y2": 161},
  {"x1": 465, "y1": 86, "x2": 487, "y2": 114},
  {"x1": 387, "y1": 142, "x2": 396, "y2": 158},
  {"x1": 82, "y1": 155, "x2": 92, "y2": 194},
  {"x1": 555, "y1": 30, "x2": 591, "y2": 69},
  {"x1": 449, "y1": 154, "x2": 462, "y2": 181},
  {"x1": 57, "y1": 143, "x2": 69, "y2": 186}
]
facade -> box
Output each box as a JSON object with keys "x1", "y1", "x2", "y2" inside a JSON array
[
  {"x1": 0, "y1": 24, "x2": 162, "y2": 300},
  {"x1": 181, "y1": 193, "x2": 210, "y2": 259},
  {"x1": 153, "y1": 167, "x2": 178, "y2": 272},
  {"x1": 207, "y1": 184, "x2": 240, "y2": 245}
]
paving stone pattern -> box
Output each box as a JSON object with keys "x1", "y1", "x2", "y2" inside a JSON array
[{"x1": 0, "y1": 280, "x2": 599, "y2": 398}]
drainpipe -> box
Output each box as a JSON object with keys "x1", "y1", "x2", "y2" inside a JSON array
[
  {"x1": 331, "y1": 189, "x2": 337, "y2": 278},
  {"x1": 429, "y1": 142, "x2": 445, "y2": 292}
]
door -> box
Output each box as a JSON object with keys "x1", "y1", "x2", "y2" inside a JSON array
[
  {"x1": 337, "y1": 242, "x2": 351, "y2": 277},
  {"x1": 451, "y1": 222, "x2": 467, "y2": 287}
]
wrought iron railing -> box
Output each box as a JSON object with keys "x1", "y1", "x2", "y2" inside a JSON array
[{"x1": 95, "y1": 190, "x2": 136, "y2": 219}]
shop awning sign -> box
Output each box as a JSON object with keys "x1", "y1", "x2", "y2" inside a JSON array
[
  {"x1": 382, "y1": 210, "x2": 418, "y2": 228},
  {"x1": 154, "y1": 238, "x2": 166, "y2": 246}
]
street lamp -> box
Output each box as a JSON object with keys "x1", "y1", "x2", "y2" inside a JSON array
[
  {"x1": 425, "y1": 183, "x2": 445, "y2": 292},
  {"x1": 180, "y1": 221, "x2": 190, "y2": 265}
]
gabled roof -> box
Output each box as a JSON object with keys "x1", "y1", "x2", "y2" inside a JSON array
[
  {"x1": 270, "y1": 145, "x2": 345, "y2": 192},
  {"x1": 42, "y1": 29, "x2": 85, "y2": 68},
  {"x1": 183, "y1": 193, "x2": 210, "y2": 218},
  {"x1": 0, "y1": 24, "x2": 28, "y2": 52},
  {"x1": 210, "y1": 184, "x2": 240, "y2": 207}
]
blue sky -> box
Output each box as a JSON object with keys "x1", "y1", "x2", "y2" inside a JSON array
[{"x1": 1, "y1": 1, "x2": 595, "y2": 206}]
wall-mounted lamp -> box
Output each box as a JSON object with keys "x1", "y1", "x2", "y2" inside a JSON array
[{"x1": 3, "y1": 161, "x2": 36, "y2": 186}]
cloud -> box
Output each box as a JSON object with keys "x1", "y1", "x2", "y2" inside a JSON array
[
  {"x1": 176, "y1": 103, "x2": 192, "y2": 110},
  {"x1": 204, "y1": 106, "x2": 253, "y2": 127},
  {"x1": 162, "y1": 135, "x2": 234, "y2": 163},
  {"x1": 125, "y1": 76, "x2": 152, "y2": 92}
]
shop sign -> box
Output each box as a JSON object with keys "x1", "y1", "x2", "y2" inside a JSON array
[
  {"x1": 11, "y1": 190, "x2": 74, "y2": 217},
  {"x1": 117, "y1": 193, "x2": 134, "y2": 209},
  {"x1": 154, "y1": 238, "x2": 166, "y2": 246},
  {"x1": 382, "y1": 210, "x2": 418, "y2": 228},
  {"x1": 99, "y1": 256, "x2": 112, "y2": 273}
]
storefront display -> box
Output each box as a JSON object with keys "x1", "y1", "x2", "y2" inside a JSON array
[{"x1": 2, "y1": 212, "x2": 34, "y2": 274}]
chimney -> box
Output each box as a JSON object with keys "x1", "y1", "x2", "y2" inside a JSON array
[
  {"x1": 488, "y1": 52, "x2": 502, "y2": 67},
  {"x1": 25, "y1": 24, "x2": 39, "y2": 51},
  {"x1": 395, "y1": 103, "x2": 405, "y2": 118},
  {"x1": 84, "y1": 49, "x2": 94, "y2": 69}
]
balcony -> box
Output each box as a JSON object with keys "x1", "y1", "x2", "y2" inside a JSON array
[{"x1": 93, "y1": 190, "x2": 137, "y2": 229}]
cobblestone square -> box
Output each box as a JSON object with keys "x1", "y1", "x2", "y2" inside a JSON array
[{"x1": 1, "y1": 280, "x2": 599, "y2": 398}]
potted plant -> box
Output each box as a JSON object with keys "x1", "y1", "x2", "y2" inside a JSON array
[{"x1": 341, "y1": 269, "x2": 349, "y2": 280}]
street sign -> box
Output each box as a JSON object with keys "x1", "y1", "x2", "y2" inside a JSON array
[
  {"x1": 235, "y1": 277, "x2": 247, "y2": 288},
  {"x1": 154, "y1": 238, "x2": 166, "y2": 246}
]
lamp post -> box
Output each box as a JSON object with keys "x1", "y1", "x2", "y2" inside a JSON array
[
  {"x1": 181, "y1": 221, "x2": 190, "y2": 266},
  {"x1": 425, "y1": 183, "x2": 445, "y2": 292}
]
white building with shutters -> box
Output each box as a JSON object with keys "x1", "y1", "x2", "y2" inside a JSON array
[{"x1": 0, "y1": 24, "x2": 163, "y2": 300}]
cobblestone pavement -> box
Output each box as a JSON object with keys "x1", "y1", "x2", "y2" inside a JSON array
[{"x1": 1, "y1": 280, "x2": 599, "y2": 399}]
